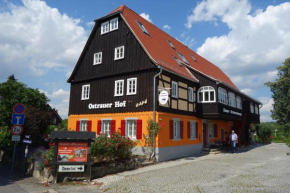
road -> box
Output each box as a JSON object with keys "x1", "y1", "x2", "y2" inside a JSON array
[{"x1": 97, "y1": 143, "x2": 290, "y2": 193}]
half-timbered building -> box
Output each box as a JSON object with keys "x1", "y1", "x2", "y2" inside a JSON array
[{"x1": 67, "y1": 5, "x2": 261, "y2": 162}]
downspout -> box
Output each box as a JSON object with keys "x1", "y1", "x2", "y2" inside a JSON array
[{"x1": 152, "y1": 66, "x2": 162, "y2": 159}]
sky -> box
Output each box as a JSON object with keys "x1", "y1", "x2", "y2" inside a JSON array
[{"x1": 0, "y1": 0, "x2": 289, "y2": 121}]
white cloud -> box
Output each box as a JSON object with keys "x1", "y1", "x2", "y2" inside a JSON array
[
  {"x1": 240, "y1": 88, "x2": 255, "y2": 96},
  {"x1": 50, "y1": 89, "x2": 70, "y2": 99},
  {"x1": 86, "y1": 21, "x2": 94, "y2": 28},
  {"x1": 50, "y1": 98, "x2": 69, "y2": 118},
  {"x1": 188, "y1": 0, "x2": 290, "y2": 91},
  {"x1": 259, "y1": 97, "x2": 274, "y2": 122},
  {"x1": 140, "y1": 12, "x2": 152, "y2": 23},
  {"x1": 163, "y1": 24, "x2": 171, "y2": 30},
  {"x1": 0, "y1": 0, "x2": 87, "y2": 78}
]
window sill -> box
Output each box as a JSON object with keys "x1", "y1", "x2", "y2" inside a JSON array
[
  {"x1": 114, "y1": 94, "x2": 124, "y2": 97},
  {"x1": 81, "y1": 98, "x2": 89, "y2": 101},
  {"x1": 172, "y1": 139, "x2": 180, "y2": 141},
  {"x1": 190, "y1": 138, "x2": 197, "y2": 140},
  {"x1": 101, "y1": 32, "x2": 109, "y2": 35},
  {"x1": 93, "y1": 63, "x2": 102, "y2": 65},
  {"x1": 127, "y1": 93, "x2": 136, "y2": 96},
  {"x1": 114, "y1": 57, "x2": 124, "y2": 61}
]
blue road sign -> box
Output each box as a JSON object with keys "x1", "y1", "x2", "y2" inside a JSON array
[
  {"x1": 11, "y1": 113, "x2": 25, "y2": 125},
  {"x1": 13, "y1": 103, "x2": 25, "y2": 114},
  {"x1": 23, "y1": 139, "x2": 32, "y2": 144}
]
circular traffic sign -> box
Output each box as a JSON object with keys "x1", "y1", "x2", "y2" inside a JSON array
[
  {"x1": 13, "y1": 103, "x2": 25, "y2": 114},
  {"x1": 11, "y1": 125, "x2": 23, "y2": 135}
]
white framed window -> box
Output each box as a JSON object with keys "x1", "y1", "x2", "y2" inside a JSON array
[
  {"x1": 127, "y1": 120, "x2": 136, "y2": 139},
  {"x1": 102, "y1": 120, "x2": 111, "y2": 136},
  {"x1": 127, "y1": 78, "x2": 137, "y2": 95},
  {"x1": 236, "y1": 96, "x2": 242, "y2": 109},
  {"x1": 81, "y1": 85, "x2": 90, "y2": 100},
  {"x1": 218, "y1": 87, "x2": 228, "y2": 105},
  {"x1": 228, "y1": 92, "x2": 236, "y2": 107},
  {"x1": 188, "y1": 87, "x2": 194, "y2": 102},
  {"x1": 198, "y1": 86, "x2": 215, "y2": 103},
  {"x1": 255, "y1": 104, "x2": 259, "y2": 114},
  {"x1": 167, "y1": 40, "x2": 175, "y2": 49},
  {"x1": 114, "y1": 80, "x2": 124, "y2": 96},
  {"x1": 80, "y1": 120, "x2": 88, "y2": 131},
  {"x1": 171, "y1": 81, "x2": 178, "y2": 98},
  {"x1": 136, "y1": 21, "x2": 149, "y2": 34},
  {"x1": 101, "y1": 21, "x2": 109, "y2": 34},
  {"x1": 190, "y1": 121, "x2": 196, "y2": 139},
  {"x1": 114, "y1": 46, "x2": 124, "y2": 60},
  {"x1": 110, "y1": 18, "x2": 118, "y2": 31},
  {"x1": 94, "y1": 52, "x2": 102, "y2": 65},
  {"x1": 173, "y1": 120, "x2": 180, "y2": 139},
  {"x1": 174, "y1": 56, "x2": 182, "y2": 67},
  {"x1": 250, "y1": 102, "x2": 254, "y2": 113},
  {"x1": 177, "y1": 52, "x2": 188, "y2": 64}
]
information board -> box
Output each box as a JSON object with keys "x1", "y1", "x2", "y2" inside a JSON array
[{"x1": 57, "y1": 142, "x2": 88, "y2": 162}]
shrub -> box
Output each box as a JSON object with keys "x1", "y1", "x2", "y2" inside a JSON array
[
  {"x1": 255, "y1": 123, "x2": 272, "y2": 142},
  {"x1": 27, "y1": 146, "x2": 54, "y2": 171},
  {"x1": 91, "y1": 132, "x2": 136, "y2": 162}
]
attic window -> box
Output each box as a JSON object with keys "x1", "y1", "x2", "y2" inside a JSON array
[
  {"x1": 177, "y1": 52, "x2": 188, "y2": 64},
  {"x1": 136, "y1": 21, "x2": 149, "y2": 35},
  {"x1": 167, "y1": 40, "x2": 175, "y2": 49},
  {"x1": 173, "y1": 57, "x2": 182, "y2": 67},
  {"x1": 190, "y1": 54, "x2": 197, "y2": 62}
]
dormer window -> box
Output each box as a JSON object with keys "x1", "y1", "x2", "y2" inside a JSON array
[
  {"x1": 136, "y1": 21, "x2": 149, "y2": 35},
  {"x1": 177, "y1": 52, "x2": 188, "y2": 64},
  {"x1": 167, "y1": 40, "x2": 175, "y2": 49},
  {"x1": 173, "y1": 57, "x2": 182, "y2": 67},
  {"x1": 190, "y1": 54, "x2": 197, "y2": 62},
  {"x1": 101, "y1": 17, "x2": 118, "y2": 35}
]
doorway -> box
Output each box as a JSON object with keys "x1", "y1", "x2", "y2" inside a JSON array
[
  {"x1": 203, "y1": 123, "x2": 208, "y2": 147},
  {"x1": 221, "y1": 128, "x2": 225, "y2": 142}
]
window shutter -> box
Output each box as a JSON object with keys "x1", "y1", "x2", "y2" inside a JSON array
[
  {"x1": 87, "y1": 121, "x2": 92, "y2": 132},
  {"x1": 121, "y1": 120, "x2": 125, "y2": 136},
  {"x1": 180, "y1": 121, "x2": 184, "y2": 139},
  {"x1": 97, "y1": 120, "x2": 102, "y2": 135},
  {"x1": 76, "y1": 121, "x2": 80, "y2": 132},
  {"x1": 187, "y1": 122, "x2": 190, "y2": 139},
  {"x1": 110, "y1": 120, "x2": 116, "y2": 136},
  {"x1": 214, "y1": 124, "x2": 218, "y2": 137},
  {"x1": 136, "y1": 119, "x2": 142, "y2": 139},
  {"x1": 196, "y1": 122, "x2": 198, "y2": 138},
  {"x1": 170, "y1": 120, "x2": 173, "y2": 139}
]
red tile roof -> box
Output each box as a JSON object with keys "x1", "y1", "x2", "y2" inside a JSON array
[{"x1": 112, "y1": 5, "x2": 237, "y2": 88}]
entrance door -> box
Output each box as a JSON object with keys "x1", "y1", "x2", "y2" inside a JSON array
[
  {"x1": 203, "y1": 123, "x2": 207, "y2": 147},
  {"x1": 221, "y1": 128, "x2": 225, "y2": 142}
]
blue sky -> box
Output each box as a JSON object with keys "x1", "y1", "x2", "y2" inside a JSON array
[{"x1": 0, "y1": 0, "x2": 289, "y2": 121}]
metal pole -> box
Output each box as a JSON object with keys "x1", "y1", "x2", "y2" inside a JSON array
[
  {"x1": 11, "y1": 141, "x2": 16, "y2": 172},
  {"x1": 153, "y1": 67, "x2": 162, "y2": 158}
]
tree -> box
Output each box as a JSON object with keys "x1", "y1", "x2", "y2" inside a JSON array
[
  {"x1": 0, "y1": 75, "x2": 54, "y2": 146},
  {"x1": 265, "y1": 58, "x2": 290, "y2": 132}
]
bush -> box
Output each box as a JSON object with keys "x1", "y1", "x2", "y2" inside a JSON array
[
  {"x1": 27, "y1": 146, "x2": 54, "y2": 171},
  {"x1": 91, "y1": 132, "x2": 136, "y2": 162},
  {"x1": 255, "y1": 123, "x2": 272, "y2": 142},
  {"x1": 0, "y1": 126, "x2": 11, "y2": 147}
]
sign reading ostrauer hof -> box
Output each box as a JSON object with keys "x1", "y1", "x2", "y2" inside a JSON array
[
  {"x1": 159, "y1": 90, "x2": 169, "y2": 105},
  {"x1": 57, "y1": 142, "x2": 88, "y2": 162}
]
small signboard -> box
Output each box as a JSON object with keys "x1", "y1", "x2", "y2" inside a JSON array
[
  {"x1": 58, "y1": 165, "x2": 85, "y2": 172},
  {"x1": 57, "y1": 142, "x2": 88, "y2": 162},
  {"x1": 159, "y1": 90, "x2": 169, "y2": 105},
  {"x1": 23, "y1": 139, "x2": 32, "y2": 144},
  {"x1": 11, "y1": 113, "x2": 25, "y2": 125},
  {"x1": 13, "y1": 103, "x2": 25, "y2": 114},
  {"x1": 11, "y1": 125, "x2": 23, "y2": 135},
  {"x1": 12, "y1": 135, "x2": 21, "y2": 142}
]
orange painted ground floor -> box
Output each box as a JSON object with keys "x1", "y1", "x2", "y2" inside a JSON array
[{"x1": 68, "y1": 111, "x2": 237, "y2": 162}]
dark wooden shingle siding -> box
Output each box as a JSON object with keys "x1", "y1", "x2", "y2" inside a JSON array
[
  {"x1": 69, "y1": 70, "x2": 156, "y2": 115},
  {"x1": 71, "y1": 15, "x2": 155, "y2": 82}
]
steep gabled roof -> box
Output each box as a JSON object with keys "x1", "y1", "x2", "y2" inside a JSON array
[{"x1": 113, "y1": 5, "x2": 237, "y2": 89}]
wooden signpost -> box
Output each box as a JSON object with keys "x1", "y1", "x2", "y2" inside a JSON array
[{"x1": 49, "y1": 131, "x2": 95, "y2": 183}]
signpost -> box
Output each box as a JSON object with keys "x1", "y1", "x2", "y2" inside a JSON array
[{"x1": 11, "y1": 103, "x2": 25, "y2": 172}]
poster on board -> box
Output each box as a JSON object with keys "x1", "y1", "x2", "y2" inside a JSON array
[{"x1": 57, "y1": 142, "x2": 88, "y2": 162}]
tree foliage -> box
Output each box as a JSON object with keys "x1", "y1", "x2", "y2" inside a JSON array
[
  {"x1": 265, "y1": 58, "x2": 290, "y2": 132},
  {"x1": 0, "y1": 75, "x2": 54, "y2": 146}
]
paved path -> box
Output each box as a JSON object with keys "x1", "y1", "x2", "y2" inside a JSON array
[{"x1": 95, "y1": 143, "x2": 290, "y2": 193}]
